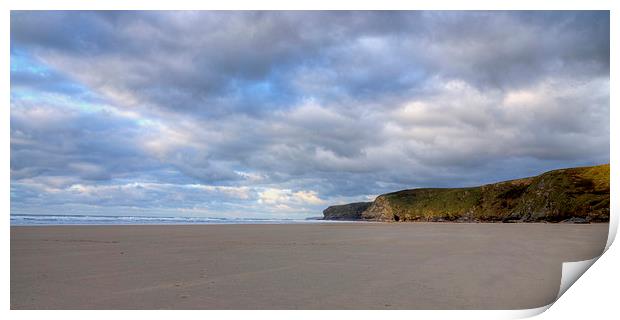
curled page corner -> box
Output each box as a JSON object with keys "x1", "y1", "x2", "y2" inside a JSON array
[
  {"x1": 510, "y1": 256, "x2": 602, "y2": 319},
  {"x1": 515, "y1": 222, "x2": 616, "y2": 318},
  {"x1": 556, "y1": 256, "x2": 599, "y2": 300},
  {"x1": 551, "y1": 221, "x2": 615, "y2": 308}
]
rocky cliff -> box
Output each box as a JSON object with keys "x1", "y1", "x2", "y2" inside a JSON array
[
  {"x1": 322, "y1": 202, "x2": 373, "y2": 220},
  {"x1": 324, "y1": 164, "x2": 610, "y2": 223}
]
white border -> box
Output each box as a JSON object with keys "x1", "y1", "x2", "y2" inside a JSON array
[{"x1": 2, "y1": 1, "x2": 616, "y2": 319}]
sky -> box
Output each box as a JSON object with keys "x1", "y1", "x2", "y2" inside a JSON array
[{"x1": 10, "y1": 11, "x2": 610, "y2": 219}]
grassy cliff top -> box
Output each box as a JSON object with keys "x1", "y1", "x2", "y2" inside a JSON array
[{"x1": 358, "y1": 164, "x2": 610, "y2": 222}]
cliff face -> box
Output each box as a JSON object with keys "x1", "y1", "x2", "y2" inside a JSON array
[
  {"x1": 322, "y1": 202, "x2": 372, "y2": 220},
  {"x1": 325, "y1": 164, "x2": 610, "y2": 223}
]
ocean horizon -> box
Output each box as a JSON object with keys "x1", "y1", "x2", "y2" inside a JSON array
[{"x1": 9, "y1": 213, "x2": 351, "y2": 226}]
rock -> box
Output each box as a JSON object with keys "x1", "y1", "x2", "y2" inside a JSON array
[
  {"x1": 561, "y1": 217, "x2": 590, "y2": 224},
  {"x1": 361, "y1": 195, "x2": 394, "y2": 221},
  {"x1": 322, "y1": 202, "x2": 372, "y2": 220}
]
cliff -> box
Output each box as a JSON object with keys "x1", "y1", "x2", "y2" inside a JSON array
[
  {"x1": 322, "y1": 202, "x2": 373, "y2": 220},
  {"x1": 324, "y1": 164, "x2": 610, "y2": 223}
]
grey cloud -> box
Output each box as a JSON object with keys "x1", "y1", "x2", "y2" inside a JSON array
[
  {"x1": 11, "y1": 99, "x2": 159, "y2": 184},
  {"x1": 11, "y1": 12, "x2": 610, "y2": 123}
]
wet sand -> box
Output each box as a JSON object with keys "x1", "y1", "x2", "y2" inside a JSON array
[{"x1": 11, "y1": 223, "x2": 609, "y2": 309}]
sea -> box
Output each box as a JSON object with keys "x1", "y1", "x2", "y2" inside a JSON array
[{"x1": 9, "y1": 214, "x2": 349, "y2": 226}]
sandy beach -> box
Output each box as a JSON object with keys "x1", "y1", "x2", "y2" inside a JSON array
[{"x1": 11, "y1": 223, "x2": 608, "y2": 309}]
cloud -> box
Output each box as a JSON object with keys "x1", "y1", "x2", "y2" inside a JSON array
[
  {"x1": 258, "y1": 188, "x2": 325, "y2": 206},
  {"x1": 10, "y1": 11, "x2": 609, "y2": 218}
]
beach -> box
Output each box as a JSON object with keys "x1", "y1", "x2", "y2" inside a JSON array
[{"x1": 11, "y1": 223, "x2": 608, "y2": 309}]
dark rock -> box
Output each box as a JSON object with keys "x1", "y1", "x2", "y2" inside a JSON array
[
  {"x1": 323, "y1": 202, "x2": 372, "y2": 220},
  {"x1": 561, "y1": 217, "x2": 590, "y2": 224}
]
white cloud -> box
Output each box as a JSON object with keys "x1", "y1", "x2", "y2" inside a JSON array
[{"x1": 258, "y1": 188, "x2": 325, "y2": 206}]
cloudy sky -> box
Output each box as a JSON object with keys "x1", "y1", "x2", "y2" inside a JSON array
[{"x1": 10, "y1": 11, "x2": 609, "y2": 218}]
